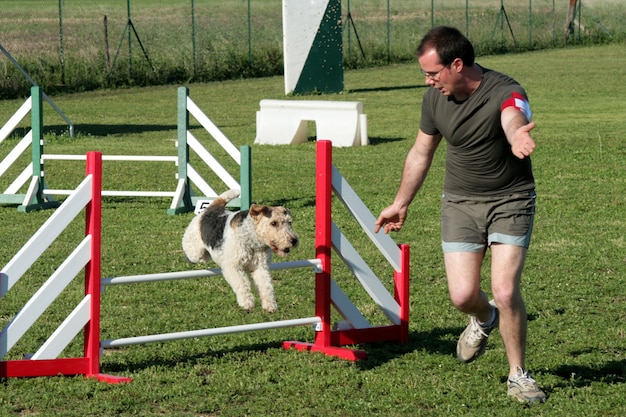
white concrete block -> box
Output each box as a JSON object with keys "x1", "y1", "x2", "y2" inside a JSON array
[{"x1": 255, "y1": 99, "x2": 368, "y2": 147}]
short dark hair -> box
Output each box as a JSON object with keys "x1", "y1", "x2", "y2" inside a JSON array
[{"x1": 416, "y1": 26, "x2": 475, "y2": 67}]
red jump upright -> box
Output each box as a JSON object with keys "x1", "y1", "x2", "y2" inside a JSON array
[{"x1": 283, "y1": 140, "x2": 410, "y2": 360}]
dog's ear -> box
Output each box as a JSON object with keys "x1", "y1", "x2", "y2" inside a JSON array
[{"x1": 249, "y1": 204, "x2": 271, "y2": 220}]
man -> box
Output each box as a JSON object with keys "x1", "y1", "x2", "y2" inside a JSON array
[{"x1": 374, "y1": 26, "x2": 546, "y2": 404}]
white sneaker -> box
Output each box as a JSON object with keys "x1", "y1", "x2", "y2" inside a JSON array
[
  {"x1": 507, "y1": 366, "x2": 547, "y2": 404},
  {"x1": 456, "y1": 302, "x2": 498, "y2": 363}
]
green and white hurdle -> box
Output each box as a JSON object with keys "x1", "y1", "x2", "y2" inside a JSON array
[
  {"x1": 0, "y1": 86, "x2": 251, "y2": 214},
  {"x1": 0, "y1": 86, "x2": 59, "y2": 212}
]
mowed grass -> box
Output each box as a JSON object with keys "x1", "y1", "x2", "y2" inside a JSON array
[{"x1": 0, "y1": 44, "x2": 625, "y2": 416}]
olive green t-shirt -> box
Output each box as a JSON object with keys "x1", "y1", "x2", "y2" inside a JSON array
[{"x1": 420, "y1": 66, "x2": 535, "y2": 197}]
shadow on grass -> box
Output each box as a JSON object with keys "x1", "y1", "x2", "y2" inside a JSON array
[
  {"x1": 7, "y1": 124, "x2": 177, "y2": 138},
  {"x1": 347, "y1": 84, "x2": 428, "y2": 93},
  {"x1": 366, "y1": 136, "x2": 407, "y2": 146},
  {"x1": 356, "y1": 312, "x2": 536, "y2": 371},
  {"x1": 303, "y1": 136, "x2": 406, "y2": 146},
  {"x1": 102, "y1": 330, "x2": 625, "y2": 392},
  {"x1": 550, "y1": 357, "x2": 626, "y2": 388},
  {"x1": 100, "y1": 327, "x2": 463, "y2": 376},
  {"x1": 259, "y1": 195, "x2": 317, "y2": 209},
  {"x1": 7, "y1": 126, "x2": 405, "y2": 147},
  {"x1": 65, "y1": 124, "x2": 176, "y2": 137},
  {"x1": 356, "y1": 327, "x2": 462, "y2": 371},
  {"x1": 101, "y1": 341, "x2": 287, "y2": 376}
]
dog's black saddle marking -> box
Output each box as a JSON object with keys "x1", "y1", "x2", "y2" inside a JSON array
[
  {"x1": 230, "y1": 210, "x2": 249, "y2": 228},
  {"x1": 199, "y1": 206, "x2": 251, "y2": 249},
  {"x1": 199, "y1": 205, "x2": 229, "y2": 248}
]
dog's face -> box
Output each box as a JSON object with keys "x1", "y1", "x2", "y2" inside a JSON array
[{"x1": 249, "y1": 204, "x2": 299, "y2": 257}]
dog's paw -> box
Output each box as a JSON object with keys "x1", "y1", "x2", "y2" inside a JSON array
[
  {"x1": 237, "y1": 296, "x2": 255, "y2": 311},
  {"x1": 261, "y1": 299, "x2": 277, "y2": 313}
]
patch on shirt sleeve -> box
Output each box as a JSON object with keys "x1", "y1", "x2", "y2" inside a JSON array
[{"x1": 501, "y1": 92, "x2": 532, "y2": 121}]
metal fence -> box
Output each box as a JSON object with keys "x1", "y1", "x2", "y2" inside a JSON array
[{"x1": 0, "y1": 0, "x2": 622, "y2": 98}]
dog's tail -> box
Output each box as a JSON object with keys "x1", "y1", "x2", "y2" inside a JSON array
[{"x1": 209, "y1": 189, "x2": 240, "y2": 208}]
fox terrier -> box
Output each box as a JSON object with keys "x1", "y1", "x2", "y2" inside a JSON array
[{"x1": 182, "y1": 189, "x2": 299, "y2": 313}]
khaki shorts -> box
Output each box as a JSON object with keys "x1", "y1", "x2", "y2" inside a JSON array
[{"x1": 441, "y1": 191, "x2": 536, "y2": 253}]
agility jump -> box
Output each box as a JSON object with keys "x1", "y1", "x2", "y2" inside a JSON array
[
  {"x1": 0, "y1": 140, "x2": 410, "y2": 383},
  {"x1": 0, "y1": 86, "x2": 251, "y2": 214}
]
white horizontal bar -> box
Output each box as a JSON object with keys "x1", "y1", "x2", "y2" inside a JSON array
[
  {"x1": 43, "y1": 154, "x2": 177, "y2": 162},
  {"x1": 101, "y1": 190, "x2": 176, "y2": 197},
  {"x1": 102, "y1": 258, "x2": 321, "y2": 286},
  {"x1": 44, "y1": 189, "x2": 177, "y2": 197},
  {"x1": 101, "y1": 316, "x2": 321, "y2": 348}
]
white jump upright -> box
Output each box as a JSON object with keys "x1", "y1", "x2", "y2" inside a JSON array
[
  {"x1": 0, "y1": 152, "x2": 129, "y2": 383},
  {"x1": 0, "y1": 86, "x2": 252, "y2": 214},
  {"x1": 255, "y1": 99, "x2": 368, "y2": 147},
  {"x1": 0, "y1": 140, "x2": 410, "y2": 383}
]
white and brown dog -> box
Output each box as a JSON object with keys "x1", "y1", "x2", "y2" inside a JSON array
[{"x1": 182, "y1": 189, "x2": 298, "y2": 313}]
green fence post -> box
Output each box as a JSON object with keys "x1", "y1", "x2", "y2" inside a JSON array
[
  {"x1": 239, "y1": 145, "x2": 252, "y2": 211},
  {"x1": 18, "y1": 86, "x2": 59, "y2": 212},
  {"x1": 167, "y1": 86, "x2": 194, "y2": 215}
]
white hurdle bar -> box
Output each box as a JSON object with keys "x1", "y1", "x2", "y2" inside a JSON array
[
  {"x1": 43, "y1": 154, "x2": 178, "y2": 162},
  {"x1": 100, "y1": 258, "x2": 323, "y2": 348},
  {"x1": 101, "y1": 317, "x2": 322, "y2": 349},
  {"x1": 42, "y1": 154, "x2": 179, "y2": 197},
  {"x1": 101, "y1": 258, "x2": 322, "y2": 287}
]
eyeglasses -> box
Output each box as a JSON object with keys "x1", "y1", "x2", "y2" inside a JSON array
[{"x1": 420, "y1": 66, "x2": 447, "y2": 80}]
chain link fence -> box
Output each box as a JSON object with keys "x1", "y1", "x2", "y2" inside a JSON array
[{"x1": 0, "y1": 0, "x2": 623, "y2": 99}]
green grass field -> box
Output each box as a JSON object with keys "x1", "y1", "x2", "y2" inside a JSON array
[{"x1": 0, "y1": 44, "x2": 625, "y2": 416}]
